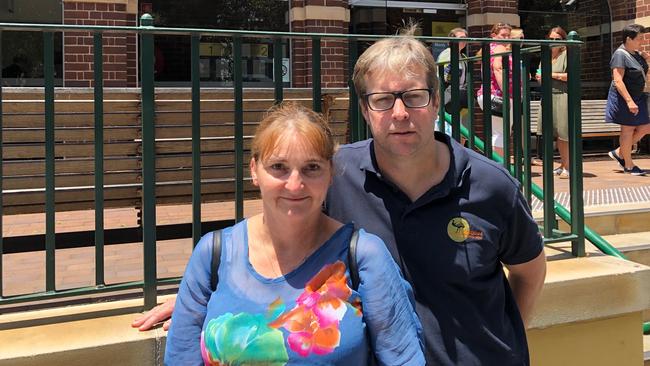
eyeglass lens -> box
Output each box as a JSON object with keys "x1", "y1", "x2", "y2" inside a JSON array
[{"x1": 366, "y1": 89, "x2": 431, "y2": 111}]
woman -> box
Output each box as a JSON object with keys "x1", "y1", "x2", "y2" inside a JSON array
[
  {"x1": 438, "y1": 27, "x2": 469, "y2": 113},
  {"x1": 605, "y1": 23, "x2": 650, "y2": 176},
  {"x1": 476, "y1": 22, "x2": 513, "y2": 157},
  {"x1": 536, "y1": 27, "x2": 570, "y2": 178},
  {"x1": 164, "y1": 102, "x2": 425, "y2": 365}
]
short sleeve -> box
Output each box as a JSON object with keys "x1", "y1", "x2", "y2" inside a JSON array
[
  {"x1": 610, "y1": 49, "x2": 627, "y2": 69},
  {"x1": 498, "y1": 187, "x2": 544, "y2": 265},
  {"x1": 164, "y1": 232, "x2": 215, "y2": 366},
  {"x1": 355, "y1": 230, "x2": 425, "y2": 366}
]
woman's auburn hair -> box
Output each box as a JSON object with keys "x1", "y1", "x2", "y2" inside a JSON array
[{"x1": 251, "y1": 101, "x2": 336, "y2": 163}]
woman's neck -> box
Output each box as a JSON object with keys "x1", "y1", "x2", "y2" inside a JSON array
[
  {"x1": 247, "y1": 212, "x2": 338, "y2": 277},
  {"x1": 624, "y1": 44, "x2": 637, "y2": 53}
]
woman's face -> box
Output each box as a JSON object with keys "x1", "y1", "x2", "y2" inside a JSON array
[
  {"x1": 453, "y1": 31, "x2": 468, "y2": 51},
  {"x1": 626, "y1": 34, "x2": 642, "y2": 51},
  {"x1": 549, "y1": 31, "x2": 564, "y2": 53},
  {"x1": 251, "y1": 132, "x2": 332, "y2": 221},
  {"x1": 492, "y1": 28, "x2": 511, "y2": 40}
]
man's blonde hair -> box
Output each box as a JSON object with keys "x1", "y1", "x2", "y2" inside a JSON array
[{"x1": 352, "y1": 24, "x2": 439, "y2": 103}]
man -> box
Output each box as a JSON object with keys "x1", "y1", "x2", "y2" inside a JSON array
[
  {"x1": 325, "y1": 26, "x2": 545, "y2": 364},
  {"x1": 134, "y1": 27, "x2": 546, "y2": 365}
]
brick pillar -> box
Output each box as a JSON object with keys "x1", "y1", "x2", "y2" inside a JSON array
[
  {"x1": 290, "y1": 1, "x2": 349, "y2": 88},
  {"x1": 62, "y1": 0, "x2": 137, "y2": 87}
]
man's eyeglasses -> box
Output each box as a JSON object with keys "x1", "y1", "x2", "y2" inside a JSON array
[{"x1": 363, "y1": 88, "x2": 433, "y2": 111}]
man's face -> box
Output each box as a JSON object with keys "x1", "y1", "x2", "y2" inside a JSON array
[{"x1": 360, "y1": 66, "x2": 439, "y2": 159}]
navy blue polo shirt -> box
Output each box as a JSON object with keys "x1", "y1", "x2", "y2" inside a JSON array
[{"x1": 325, "y1": 132, "x2": 543, "y2": 365}]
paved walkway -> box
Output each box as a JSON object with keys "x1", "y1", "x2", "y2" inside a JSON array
[{"x1": 2, "y1": 155, "x2": 650, "y2": 298}]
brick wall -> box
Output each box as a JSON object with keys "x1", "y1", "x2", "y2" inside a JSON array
[
  {"x1": 290, "y1": 1, "x2": 349, "y2": 88},
  {"x1": 63, "y1": 1, "x2": 137, "y2": 87}
]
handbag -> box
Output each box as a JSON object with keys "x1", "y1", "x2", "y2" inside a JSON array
[{"x1": 490, "y1": 95, "x2": 504, "y2": 117}]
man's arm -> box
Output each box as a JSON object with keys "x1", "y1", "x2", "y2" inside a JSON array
[
  {"x1": 131, "y1": 297, "x2": 175, "y2": 331},
  {"x1": 504, "y1": 250, "x2": 547, "y2": 328}
]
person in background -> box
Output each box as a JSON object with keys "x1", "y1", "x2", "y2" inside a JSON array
[
  {"x1": 438, "y1": 27, "x2": 469, "y2": 116},
  {"x1": 510, "y1": 27, "x2": 524, "y2": 41},
  {"x1": 605, "y1": 23, "x2": 650, "y2": 176},
  {"x1": 164, "y1": 102, "x2": 424, "y2": 365},
  {"x1": 535, "y1": 26, "x2": 570, "y2": 178},
  {"x1": 476, "y1": 22, "x2": 514, "y2": 157}
]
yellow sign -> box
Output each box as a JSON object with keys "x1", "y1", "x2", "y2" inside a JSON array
[
  {"x1": 447, "y1": 217, "x2": 470, "y2": 243},
  {"x1": 200, "y1": 43, "x2": 229, "y2": 57},
  {"x1": 431, "y1": 21, "x2": 461, "y2": 37}
]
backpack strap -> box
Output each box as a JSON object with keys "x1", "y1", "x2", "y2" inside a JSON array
[
  {"x1": 210, "y1": 229, "x2": 222, "y2": 292},
  {"x1": 347, "y1": 229, "x2": 360, "y2": 291}
]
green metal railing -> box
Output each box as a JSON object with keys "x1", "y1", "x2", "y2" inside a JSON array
[{"x1": 0, "y1": 16, "x2": 641, "y2": 336}]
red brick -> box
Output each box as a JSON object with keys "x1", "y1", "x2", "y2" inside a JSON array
[
  {"x1": 66, "y1": 45, "x2": 91, "y2": 54},
  {"x1": 64, "y1": 10, "x2": 89, "y2": 19}
]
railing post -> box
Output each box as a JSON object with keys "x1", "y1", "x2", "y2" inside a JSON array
[
  {"x1": 93, "y1": 32, "x2": 105, "y2": 286},
  {"x1": 312, "y1": 36, "x2": 322, "y2": 113},
  {"x1": 540, "y1": 44, "x2": 556, "y2": 238},
  {"x1": 437, "y1": 64, "x2": 445, "y2": 133},
  {"x1": 567, "y1": 31, "x2": 585, "y2": 256},
  {"x1": 511, "y1": 44, "x2": 522, "y2": 182},
  {"x1": 348, "y1": 38, "x2": 361, "y2": 142},
  {"x1": 522, "y1": 55, "x2": 533, "y2": 205},
  {"x1": 481, "y1": 42, "x2": 492, "y2": 158},
  {"x1": 466, "y1": 58, "x2": 474, "y2": 150},
  {"x1": 140, "y1": 14, "x2": 157, "y2": 310},
  {"x1": 233, "y1": 36, "x2": 244, "y2": 223},
  {"x1": 191, "y1": 34, "x2": 202, "y2": 245},
  {"x1": 450, "y1": 42, "x2": 460, "y2": 142},
  {"x1": 0, "y1": 30, "x2": 3, "y2": 298},
  {"x1": 273, "y1": 37, "x2": 284, "y2": 104},
  {"x1": 502, "y1": 52, "x2": 511, "y2": 171},
  {"x1": 44, "y1": 31, "x2": 56, "y2": 292}
]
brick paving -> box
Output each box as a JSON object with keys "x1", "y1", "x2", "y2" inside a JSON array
[{"x1": 2, "y1": 156, "x2": 650, "y2": 298}]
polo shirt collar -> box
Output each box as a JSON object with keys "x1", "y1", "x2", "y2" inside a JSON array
[{"x1": 359, "y1": 132, "x2": 472, "y2": 193}]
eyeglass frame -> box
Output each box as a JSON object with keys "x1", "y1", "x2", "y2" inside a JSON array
[{"x1": 362, "y1": 88, "x2": 434, "y2": 111}]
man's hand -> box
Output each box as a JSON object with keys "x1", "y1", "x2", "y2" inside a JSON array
[{"x1": 131, "y1": 297, "x2": 175, "y2": 331}]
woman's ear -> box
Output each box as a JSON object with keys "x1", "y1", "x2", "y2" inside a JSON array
[{"x1": 250, "y1": 158, "x2": 259, "y2": 186}]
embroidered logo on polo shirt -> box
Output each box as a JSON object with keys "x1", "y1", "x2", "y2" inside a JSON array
[{"x1": 447, "y1": 217, "x2": 484, "y2": 243}]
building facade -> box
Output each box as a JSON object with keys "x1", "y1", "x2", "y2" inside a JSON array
[{"x1": 0, "y1": 0, "x2": 646, "y2": 98}]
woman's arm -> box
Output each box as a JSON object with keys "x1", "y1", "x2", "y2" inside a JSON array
[
  {"x1": 356, "y1": 231, "x2": 425, "y2": 366},
  {"x1": 491, "y1": 45, "x2": 507, "y2": 92},
  {"x1": 612, "y1": 67, "x2": 638, "y2": 115},
  {"x1": 551, "y1": 72, "x2": 567, "y2": 82},
  {"x1": 164, "y1": 232, "x2": 216, "y2": 365}
]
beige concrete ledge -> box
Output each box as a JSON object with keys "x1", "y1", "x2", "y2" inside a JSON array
[
  {"x1": 530, "y1": 255, "x2": 650, "y2": 329},
  {"x1": 290, "y1": 6, "x2": 350, "y2": 23},
  {"x1": 2, "y1": 256, "x2": 648, "y2": 365},
  {"x1": 0, "y1": 295, "x2": 174, "y2": 366}
]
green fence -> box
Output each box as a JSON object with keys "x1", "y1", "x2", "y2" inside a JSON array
[{"x1": 0, "y1": 15, "x2": 603, "y2": 312}]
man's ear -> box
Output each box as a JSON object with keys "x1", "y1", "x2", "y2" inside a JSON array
[
  {"x1": 250, "y1": 158, "x2": 259, "y2": 186},
  {"x1": 360, "y1": 99, "x2": 371, "y2": 126}
]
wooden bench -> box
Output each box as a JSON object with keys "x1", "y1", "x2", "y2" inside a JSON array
[
  {"x1": 2, "y1": 88, "x2": 350, "y2": 217},
  {"x1": 529, "y1": 99, "x2": 619, "y2": 139}
]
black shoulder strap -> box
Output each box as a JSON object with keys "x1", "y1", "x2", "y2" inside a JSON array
[
  {"x1": 210, "y1": 229, "x2": 222, "y2": 292},
  {"x1": 347, "y1": 229, "x2": 360, "y2": 291}
]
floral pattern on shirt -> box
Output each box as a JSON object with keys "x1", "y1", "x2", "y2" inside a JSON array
[{"x1": 200, "y1": 260, "x2": 361, "y2": 365}]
